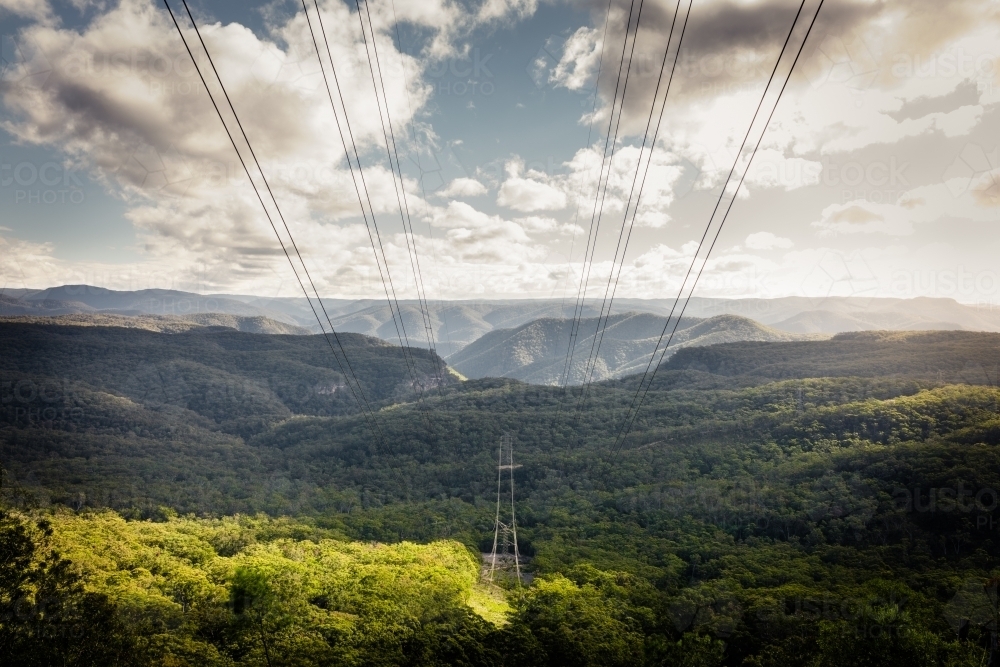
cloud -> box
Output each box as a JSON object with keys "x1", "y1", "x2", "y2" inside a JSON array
[
  {"x1": 745, "y1": 231, "x2": 793, "y2": 250},
  {"x1": 0, "y1": 0, "x2": 483, "y2": 293},
  {"x1": 814, "y1": 168, "x2": 1000, "y2": 237},
  {"x1": 546, "y1": 0, "x2": 1000, "y2": 210},
  {"x1": 516, "y1": 216, "x2": 582, "y2": 235},
  {"x1": 5, "y1": 0, "x2": 1000, "y2": 302},
  {"x1": 437, "y1": 177, "x2": 487, "y2": 197},
  {"x1": 476, "y1": 0, "x2": 538, "y2": 24},
  {"x1": 744, "y1": 149, "x2": 822, "y2": 190},
  {"x1": 0, "y1": 0, "x2": 54, "y2": 23},
  {"x1": 812, "y1": 201, "x2": 915, "y2": 236},
  {"x1": 550, "y1": 25, "x2": 603, "y2": 91},
  {"x1": 496, "y1": 161, "x2": 567, "y2": 211},
  {"x1": 555, "y1": 144, "x2": 683, "y2": 227}
]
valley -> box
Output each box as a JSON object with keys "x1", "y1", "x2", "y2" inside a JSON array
[{"x1": 2, "y1": 313, "x2": 1000, "y2": 665}]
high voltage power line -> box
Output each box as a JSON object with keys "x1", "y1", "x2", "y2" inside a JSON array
[
  {"x1": 353, "y1": 0, "x2": 439, "y2": 367},
  {"x1": 557, "y1": 0, "x2": 614, "y2": 388},
  {"x1": 560, "y1": 0, "x2": 643, "y2": 389},
  {"x1": 300, "y1": 0, "x2": 424, "y2": 393},
  {"x1": 610, "y1": 0, "x2": 826, "y2": 458},
  {"x1": 578, "y1": 0, "x2": 693, "y2": 405},
  {"x1": 162, "y1": 0, "x2": 393, "y2": 457},
  {"x1": 167, "y1": 0, "x2": 825, "y2": 469}
]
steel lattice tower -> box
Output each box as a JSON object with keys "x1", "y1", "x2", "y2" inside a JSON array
[{"x1": 487, "y1": 432, "x2": 522, "y2": 585}]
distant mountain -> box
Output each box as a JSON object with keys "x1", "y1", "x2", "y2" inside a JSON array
[
  {"x1": 7, "y1": 286, "x2": 1000, "y2": 350},
  {"x1": 446, "y1": 312, "x2": 818, "y2": 385},
  {"x1": 0, "y1": 312, "x2": 312, "y2": 335},
  {"x1": 327, "y1": 300, "x2": 603, "y2": 357},
  {"x1": 647, "y1": 329, "x2": 1000, "y2": 390},
  {"x1": 328, "y1": 296, "x2": 1000, "y2": 353},
  {"x1": 771, "y1": 307, "x2": 983, "y2": 333}
]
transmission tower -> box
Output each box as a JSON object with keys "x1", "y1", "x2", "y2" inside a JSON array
[{"x1": 487, "y1": 432, "x2": 522, "y2": 585}]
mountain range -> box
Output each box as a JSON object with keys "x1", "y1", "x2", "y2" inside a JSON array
[
  {"x1": 0, "y1": 312, "x2": 312, "y2": 335},
  {"x1": 447, "y1": 312, "x2": 819, "y2": 384},
  {"x1": 5, "y1": 285, "x2": 1000, "y2": 355}
]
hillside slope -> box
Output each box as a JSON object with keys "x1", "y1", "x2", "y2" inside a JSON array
[
  {"x1": 644, "y1": 329, "x2": 1000, "y2": 389},
  {"x1": 0, "y1": 312, "x2": 312, "y2": 334},
  {"x1": 447, "y1": 312, "x2": 817, "y2": 384},
  {"x1": 8, "y1": 286, "x2": 1000, "y2": 348},
  {"x1": 0, "y1": 285, "x2": 335, "y2": 326},
  {"x1": 0, "y1": 323, "x2": 450, "y2": 433},
  {"x1": 328, "y1": 300, "x2": 606, "y2": 357}
]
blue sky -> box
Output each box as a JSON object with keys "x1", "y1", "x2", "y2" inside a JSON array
[{"x1": 2, "y1": 0, "x2": 1000, "y2": 304}]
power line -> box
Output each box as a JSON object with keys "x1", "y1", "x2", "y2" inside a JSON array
[
  {"x1": 163, "y1": 0, "x2": 391, "y2": 457},
  {"x1": 570, "y1": 0, "x2": 654, "y2": 408},
  {"x1": 561, "y1": 0, "x2": 644, "y2": 389},
  {"x1": 354, "y1": 0, "x2": 438, "y2": 364},
  {"x1": 578, "y1": 0, "x2": 692, "y2": 400},
  {"x1": 383, "y1": 0, "x2": 443, "y2": 366},
  {"x1": 557, "y1": 0, "x2": 614, "y2": 388},
  {"x1": 303, "y1": 0, "x2": 423, "y2": 391},
  {"x1": 380, "y1": 0, "x2": 465, "y2": 375},
  {"x1": 383, "y1": 0, "x2": 451, "y2": 389},
  {"x1": 611, "y1": 0, "x2": 824, "y2": 457}
]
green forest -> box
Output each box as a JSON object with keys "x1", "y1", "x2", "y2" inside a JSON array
[{"x1": 3, "y1": 323, "x2": 1000, "y2": 665}]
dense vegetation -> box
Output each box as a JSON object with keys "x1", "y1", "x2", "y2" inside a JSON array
[
  {"x1": 446, "y1": 313, "x2": 811, "y2": 385},
  {"x1": 3, "y1": 323, "x2": 1000, "y2": 665}
]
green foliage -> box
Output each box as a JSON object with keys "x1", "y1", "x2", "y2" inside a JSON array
[
  {"x1": 5, "y1": 325, "x2": 1000, "y2": 664},
  {"x1": 0, "y1": 506, "x2": 141, "y2": 665}
]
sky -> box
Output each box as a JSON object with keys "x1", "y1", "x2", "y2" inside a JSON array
[{"x1": 0, "y1": 0, "x2": 998, "y2": 304}]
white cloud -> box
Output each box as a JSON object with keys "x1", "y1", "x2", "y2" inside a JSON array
[
  {"x1": 6, "y1": 0, "x2": 1000, "y2": 303},
  {"x1": 813, "y1": 169, "x2": 1000, "y2": 237},
  {"x1": 427, "y1": 201, "x2": 538, "y2": 260},
  {"x1": 0, "y1": 0, "x2": 53, "y2": 23},
  {"x1": 745, "y1": 232, "x2": 793, "y2": 250},
  {"x1": 0, "y1": 0, "x2": 459, "y2": 294},
  {"x1": 744, "y1": 150, "x2": 822, "y2": 191},
  {"x1": 554, "y1": 144, "x2": 683, "y2": 227},
  {"x1": 476, "y1": 0, "x2": 537, "y2": 24},
  {"x1": 550, "y1": 26, "x2": 602, "y2": 91},
  {"x1": 438, "y1": 177, "x2": 487, "y2": 197},
  {"x1": 540, "y1": 0, "x2": 1000, "y2": 223},
  {"x1": 516, "y1": 216, "x2": 581, "y2": 235},
  {"x1": 496, "y1": 160, "x2": 567, "y2": 211},
  {"x1": 812, "y1": 201, "x2": 916, "y2": 236}
]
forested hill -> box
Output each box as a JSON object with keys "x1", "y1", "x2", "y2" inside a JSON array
[
  {"x1": 4, "y1": 325, "x2": 1000, "y2": 665},
  {"x1": 634, "y1": 329, "x2": 1000, "y2": 390},
  {"x1": 447, "y1": 312, "x2": 814, "y2": 384},
  {"x1": 0, "y1": 312, "x2": 313, "y2": 334},
  {"x1": 0, "y1": 322, "x2": 451, "y2": 430}
]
